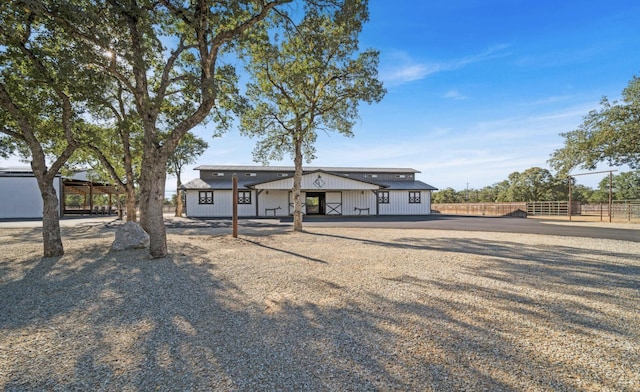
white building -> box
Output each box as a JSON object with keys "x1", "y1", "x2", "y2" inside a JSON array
[
  {"x1": 0, "y1": 167, "x2": 62, "y2": 219},
  {"x1": 0, "y1": 167, "x2": 122, "y2": 219},
  {"x1": 182, "y1": 165, "x2": 438, "y2": 218}
]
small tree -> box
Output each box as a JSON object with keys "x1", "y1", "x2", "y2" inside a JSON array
[
  {"x1": 75, "y1": 82, "x2": 144, "y2": 222},
  {"x1": 167, "y1": 133, "x2": 208, "y2": 217},
  {"x1": 240, "y1": 0, "x2": 385, "y2": 230}
]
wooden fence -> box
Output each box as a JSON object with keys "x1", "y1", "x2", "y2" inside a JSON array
[
  {"x1": 432, "y1": 200, "x2": 639, "y2": 221},
  {"x1": 431, "y1": 203, "x2": 527, "y2": 217}
]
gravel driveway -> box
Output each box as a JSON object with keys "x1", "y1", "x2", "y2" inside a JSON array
[{"x1": 1, "y1": 224, "x2": 639, "y2": 391}]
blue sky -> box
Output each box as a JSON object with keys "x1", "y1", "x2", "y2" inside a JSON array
[
  {"x1": 188, "y1": 0, "x2": 640, "y2": 191},
  {"x1": 2, "y1": 1, "x2": 639, "y2": 192}
]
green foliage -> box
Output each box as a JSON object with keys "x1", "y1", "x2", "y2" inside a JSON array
[
  {"x1": 239, "y1": 0, "x2": 386, "y2": 163},
  {"x1": 550, "y1": 74, "x2": 640, "y2": 174},
  {"x1": 597, "y1": 171, "x2": 640, "y2": 200},
  {"x1": 167, "y1": 132, "x2": 208, "y2": 178},
  {"x1": 433, "y1": 167, "x2": 640, "y2": 204},
  {"x1": 495, "y1": 167, "x2": 565, "y2": 202},
  {"x1": 432, "y1": 187, "x2": 463, "y2": 203}
]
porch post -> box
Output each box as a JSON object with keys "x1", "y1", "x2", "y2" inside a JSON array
[{"x1": 232, "y1": 174, "x2": 238, "y2": 238}]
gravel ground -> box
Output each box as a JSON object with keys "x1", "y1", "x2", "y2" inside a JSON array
[{"x1": 1, "y1": 223, "x2": 639, "y2": 391}]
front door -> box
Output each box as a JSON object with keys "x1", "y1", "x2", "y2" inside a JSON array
[{"x1": 305, "y1": 192, "x2": 325, "y2": 215}]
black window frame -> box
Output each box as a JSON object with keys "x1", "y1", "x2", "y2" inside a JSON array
[
  {"x1": 238, "y1": 190, "x2": 252, "y2": 204},
  {"x1": 378, "y1": 191, "x2": 390, "y2": 204},
  {"x1": 198, "y1": 190, "x2": 214, "y2": 204},
  {"x1": 409, "y1": 191, "x2": 421, "y2": 204}
]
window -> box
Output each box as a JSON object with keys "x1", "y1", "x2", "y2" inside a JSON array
[
  {"x1": 277, "y1": 173, "x2": 289, "y2": 177},
  {"x1": 199, "y1": 191, "x2": 213, "y2": 204},
  {"x1": 365, "y1": 174, "x2": 378, "y2": 178},
  {"x1": 238, "y1": 191, "x2": 252, "y2": 204},
  {"x1": 378, "y1": 191, "x2": 390, "y2": 204},
  {"x1": 395, "y1": 174, "x2": 406, "y2": 179},
  {"x1": 409, "y1": 191, "x2": 421, "y2": 204},
  {"x1": 245, "y1": 173, "x2": 257, "y2": 177}
]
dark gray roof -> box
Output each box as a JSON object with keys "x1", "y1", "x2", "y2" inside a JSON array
[
  {"x1": 0, "y1": 167, "x2": 61, "y2": 177},
  {"x1": 381, "y1": 181, "x2": 438, "y2": 191},
  {"x1": 181, "y1": 178, "x2": 255, "y2": 190},
  {"x1": 0, "y1": 166, "x2": 34, "y2": 174},
  {"x1": 195, "y1": 165, "x2": 421, "y2": 174},
  {"x1": 183, "y1": 177, "x2": 437, "y2": 191}
]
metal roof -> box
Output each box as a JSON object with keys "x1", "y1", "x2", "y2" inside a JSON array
[
  {"x1": 194, "y1": 165, "x2": 421, "y2": 174},
  {"x1": 381, "y1": 181, "x2": 438, "y2": 191},
  {"x1": 181, "y1": 178, "x2": 256, "y2": 190},
  {"x1": 0, "y1": 167, "x2": 61, "y2": 177},
  {"x1": 183, "y1": 177, "x2": 438, "y2": 192}
]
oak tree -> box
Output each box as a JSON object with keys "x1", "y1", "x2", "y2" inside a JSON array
[
  {"x1": 0, "y1": 3, "x2": 97, "y2": 257},
  {"x1": 240, "y1": 0, "x2": 385, "y2": 230},
  {"x1": 42, "y1": 0, "x2": 291, "y2": 257}
]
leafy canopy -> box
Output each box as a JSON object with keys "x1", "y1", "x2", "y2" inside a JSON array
[
  {"x1": 240, "y1": 0, "x2": 386, "y2": 163},
  {"x1": 550, "y1": 74, "x2": 640, "y2": 175}
]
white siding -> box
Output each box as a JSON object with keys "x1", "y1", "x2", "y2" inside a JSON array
[
  {"x1": 326, "y1": 192, "x2": 342, "y2": 215},
  {"x1": 258, "y1": 190, "x2": 289, "y2": 217},
  {"x1": 255, "y1": 172, "x2": 378, "y2": 191},
  {"x1": 185, "y1": 190, "x2": 256, "y2": 217},
  {"x1": 184, "y1": 188, "x2": 433, "y2": 217},
  {"x1": 342, "y1": 190, "x2": 376, "y2": 215},
  {"x1": 378, "y1": 190, "x2": 431, "y2": 215},
  {"x1": 0, "y1": 176, "x2": 61, "y2": 219}
]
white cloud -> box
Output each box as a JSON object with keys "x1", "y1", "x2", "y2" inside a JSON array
[
  {"x1": 381, "y1": 44, "x2": 511, "y2": 86},
  {"x1": 382, "y1": 63, "x2": 440, "y2": 85},
  {"x1": 443, "y1": 89, "x2": 467, "y2": 100}
]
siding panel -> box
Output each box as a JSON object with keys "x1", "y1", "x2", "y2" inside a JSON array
[
  {"x1": 0, "y1": 176, "x2": 61, "y2": 219},
  {"x1": 342, "y1": 191, "x2": 376, "y2": 215},
  {"x1": 379, "y1": 190, "x2": 431, "y2": 215},
  {"x1": 258, "y1": 191, "x2": 289, "y2": 216}
]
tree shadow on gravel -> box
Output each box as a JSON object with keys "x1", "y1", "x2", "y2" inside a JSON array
[
  {"x1": 1, "y1": 229, "x2": 638, "y2": 390},
  {"x1": 0, "y1": 225, "x2": 113, "y2": 247}
]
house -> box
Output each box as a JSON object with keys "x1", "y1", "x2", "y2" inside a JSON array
[{"x1": 182, "y1": 165, "x2": 438, "y2": 218}]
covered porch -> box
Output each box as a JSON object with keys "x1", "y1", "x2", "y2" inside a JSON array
[{"x1": 62, "y1": 177, "x2": 124, "y2": 216}]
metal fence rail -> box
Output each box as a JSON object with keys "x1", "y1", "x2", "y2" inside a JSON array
[
  {"x1": 526, "y1": 201, "x2": 581, "y2": 216},
  {"x1": 433, "y1": 200, "x2": 639, "y2": 222},
  {"x1": 582, "y1": 200, "x2": 640, "y2": 221}
]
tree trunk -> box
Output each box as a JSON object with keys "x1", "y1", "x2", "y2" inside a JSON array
[
  {"x1": 293, "y1": 136, "x2": 304, "y2": 231},
  {"x1": 125, "y1": 185, "x2": 137, "y2": 222},
  {"x1": 139, "y1": 153, "x2": 168, "y2": 258},
  {"x1": 175, "y1": 171, "x2": 183, "y2": 217},
  {"x1": 35, "y1": 172, "x2": 64, "y2": 257}
]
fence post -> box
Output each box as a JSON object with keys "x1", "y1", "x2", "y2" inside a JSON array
[{"x1": 600, "y1": 203, "x2": 603, "y2": 222}]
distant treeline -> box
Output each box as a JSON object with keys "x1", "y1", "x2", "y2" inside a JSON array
[{"x1": 433, "y1": 167, "x2": 640, "y2": 204}]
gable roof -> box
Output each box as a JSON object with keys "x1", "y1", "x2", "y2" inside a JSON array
[{"x1": 247, "y1": 169, "x2": 386, "y2": 190}]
